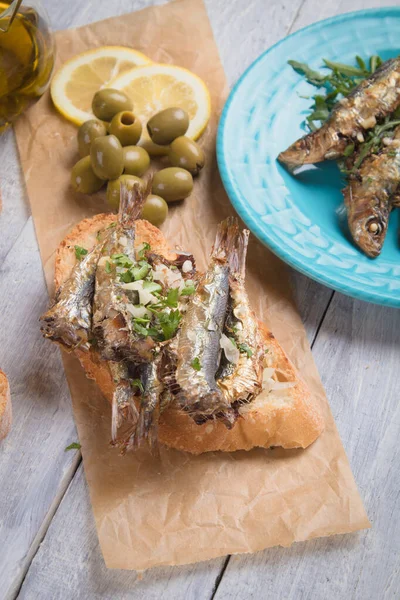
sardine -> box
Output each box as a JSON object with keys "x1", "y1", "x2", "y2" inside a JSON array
[
  {"x1": 278, "y1": 57, "x2": 400, "y2": 170},
  {"x1": 40, "y1": 240, "x2": 106, "y2": 351},
  {"x1": 174, "y1": 218, "x2": 239, "y2": 426},
  {"x1": 92, "y1": 184, "x2": 155, "y2": 362},
  {"x1": 217, "y1": 229, "x2": 264, "y2": 405},
  {"x1": 344, "y1": 126, "x2": 400, "y2": 257}
]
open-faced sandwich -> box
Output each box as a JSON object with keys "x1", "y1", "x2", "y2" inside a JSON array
[{"x1": 40, "y1": 186, "x2": 324, "y2": 455}]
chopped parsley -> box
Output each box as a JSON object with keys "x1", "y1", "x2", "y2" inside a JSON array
[
  {"x1": 137, "y1": 242, "x2": 150, "y2": 259},
  {"x1": 238, "y1": 343, "x2": 253, "y2": 358},
  {"x1": 191, "y1": 357, "x2": 202, "y2": 371},
  {"x1": 131, "y1": 379, "x2": 144, "y2": 394},
  {"x1": 157, "y1": 309, "x2": 182, "y2": 340},
  {"x1": 74, "y1": 245, "x2": 88, "y2": 260},
  {"x1": 105, "y1": 260, "x2": 112, "y2": 274},
  {"x1": 180, "y1": 283, "x2": 196, "y2": 296},
  {"x1": 65, "y1": 442, "x2": 81, "y2": 451},
  {"x1": 164, "y1": 287, "x2": 179, "y2": 307}
]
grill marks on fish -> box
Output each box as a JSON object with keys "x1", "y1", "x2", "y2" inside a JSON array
[
  {"x1": 217, "y1": 229, "x2": 264, "y2": 405},
  {"x1": 40, "y1": 240, "x2": 106, "y2": 351},
  {"x1": 344, "y1": 125, "x2": 400, "y2": 257},
  {"x1": 173, "y1": 219, "x2": 242, "y2": 427},
  {"x1": 278, "y1": 57, "x2": 400, "y2": 170}
]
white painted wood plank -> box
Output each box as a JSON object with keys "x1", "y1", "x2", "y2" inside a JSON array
[
  {"x1": 0, "y1": 129, "x2": 30, "y2": 262},
  {"x1": 214, "y1": 294, "x2": 400, "y2": 600},
  {"x1": 0, "y1": 218, "x2": 81, "y2": 600},
  {"x1": 18, "y1": 464, "x2": 226, "y2": 600}
]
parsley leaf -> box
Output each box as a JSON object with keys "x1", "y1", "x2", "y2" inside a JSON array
[
  {"x1": 191, "y1": 357, "x2": 201, "y2": 371},
  {"x1": 238, "y1": 343, "x2": 253, "y2": 358},
  {"x1": 131, "y1": 379, "x2": 144, "y2": 394},
  {"x1": 74, "y1": 246, "x2": 88, "y2": 261},
  {"x1": 105, "y1": 260, "x2": 112, "y2": 274},
  {"x1": 180, "y1": 284, "x2": 196, "y2": 296},
  {"x1": 165, "y1": 287, "x2": 179, "y2": 307},
  {"x1": 138, "y1": 242, "x2": 151, "y2": 259},
  {"x1": 157, "y1": 309, "x2": 182, "y2": 340},
  {"x1": 65, "y1": 442, "x2": 81, "y2": 451}
]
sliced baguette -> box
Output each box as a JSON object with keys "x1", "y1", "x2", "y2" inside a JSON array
[
  {"x1": 0, "y1": 370, "x2": 11, "y2": 440},
  {"x1": 55, "y1": 214, "x2": 324, "y2": 454}
]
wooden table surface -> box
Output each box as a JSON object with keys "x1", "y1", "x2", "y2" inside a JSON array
[{"x1": 1, "y1": 0, "x2": 399, "y2": 598}]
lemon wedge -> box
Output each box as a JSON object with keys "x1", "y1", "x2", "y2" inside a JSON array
[
  {"x1": 50, "y1": 46, "x2": 152, "y2": 125},
  {"x1": 109, "y1": 64, "x2": 211, "y2": 154}
]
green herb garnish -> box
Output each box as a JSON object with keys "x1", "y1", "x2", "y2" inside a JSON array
[
  {"x1": 74, "y1": 245, "x2": 88, "y2": 261},
  {"x1": 131, "y1": 379, "x2": 144, "y2": 394},
  {"x1": 180, "y1": 284, "x2": 196, "y2": 296},
  {"x1": 65, "y1": 442, "x2": 81, "y2": 451},
  {"x1": 105, "y1": 260, "x2": 112, "y2": 274},
  {"x1": 165, "y1": 287, "x2": 180, "y2": 307},
  {"x1": 191, "y1": 357, "x2": 201, "y2": 371},
  {"x1": 157, "y1": 309, "x2": 182, "y2": 340},
  {"x1": 138, "y1": 242, "x2": 151, "y2": 259},
  {"x1": 238, "y1": 343, "x2": 253, "y2": 358}
]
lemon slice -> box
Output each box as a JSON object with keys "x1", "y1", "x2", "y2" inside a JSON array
[
  {"x1": 109, "y1": 64, "x2": 211, "y2": 154},
  {"x1": 50, "y1": 46, "x2": 152, "y2": 125}
]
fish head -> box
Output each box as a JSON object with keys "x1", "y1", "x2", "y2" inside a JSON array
[{"x1": 349, "y1": 208, "x2": 389, "y2": 258}]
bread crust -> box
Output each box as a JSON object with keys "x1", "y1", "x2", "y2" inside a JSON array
[
  {"x1": 55, "y1": 214, "x2": 324, "y2": 453},
  {"x1": 0, "y1": 370, "x2": 11, "y2": 440}
]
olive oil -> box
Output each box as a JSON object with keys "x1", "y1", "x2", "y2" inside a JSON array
[{"x1": 0, "y1": 1, "x2": 54, "y2": 132}]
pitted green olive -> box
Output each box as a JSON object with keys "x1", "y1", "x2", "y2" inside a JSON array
[
  {"x1": 168, "y1": 136, "x2": 205, "y2": 175},
  {"x1": 152, "y1": 167, "x2": 193, "y2": 202},
  {"x1": 90, "y1": 135, "x2": 124, "y2": 180},
  {"x1": 109, "y1": 111, "x2": 142, "y2": 146},
  {"x1": 106, "y1": 174, "x2": 145, "y2": 210},
  {"x1": 92, "y1": 88, "x2": 133, "y2": 121},
  {"x1": 77, "y1": 120, "x2": 108, "y2": 158},
  {"x1": 71, "y1": 156, "x2": 104, "y2": 194},
  {"x1": 147, "y1": 107, "x2": 189, "y2": 145},
  {"x1": 123, "y1": 145, "x2": 150, "y2": 176},
  {"x1": 141, "y1": 194, "x2": 169, "y2": 227}
]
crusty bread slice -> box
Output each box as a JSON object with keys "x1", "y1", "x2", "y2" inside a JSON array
[
  {"x1": 0, "y1": 370, "x2": 11, "y2": 440},
  {"x1": 55, "y1": 214, "x2": 324, "y2": 453}
]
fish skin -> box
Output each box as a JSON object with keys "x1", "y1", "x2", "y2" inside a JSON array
[
  {"x1": 174, "y1": 218, "x2": 239, "y2": 426},
  {"x1": 217, "y1": 229, "x2": 264, "y2": 405},
  {"x1": 92, "y1": 184, "x2": 155, "y2": 362},
  {"x1": 344, "y1": 127, "x2": 400, "y2": 257},
  {"x1": 278, "y1": 57, "x2": 400, "y2": 170},
  {"x1": 40, "y1": 240, "x2": 106, "y2": 351},
  {"x1": 109, "y1": 361, "x2": 139, "y2": 442}
]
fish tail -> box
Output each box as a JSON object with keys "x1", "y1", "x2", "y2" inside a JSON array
[
  {"x1": 118, "y1": 181, "x2": 148, "y2": 228},
  {"x1": 211, "y1": 217, "x2": 240, "y2": 263},
  {"x1": 229, "y1": 228, "x2": 250, "y2": 279}
]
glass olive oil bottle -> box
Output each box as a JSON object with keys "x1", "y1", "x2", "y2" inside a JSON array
[{"x1": 0, "y1": 0, "x2": 54, "y2": 132}]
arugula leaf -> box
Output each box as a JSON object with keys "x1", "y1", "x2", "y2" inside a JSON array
[
  {"x1": 191, "y1": 357, "x2": 201, "y2": 371},
  {"x1": 369, "y1": 55, "x2": 382, "y2": 73},
  {"x1": 323, "y1": 59, "x2": 366, "y2": 77},
  {"x1": 74, "y1": 245, "x2": 88, "y2": 261},
  {"x1": 65, "y1": 442, "x2": 81, "y2": 451},
  {"x1": 288, "y1": 60, "x2": 326, "y2": 85}
]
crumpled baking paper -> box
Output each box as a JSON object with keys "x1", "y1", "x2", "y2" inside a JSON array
[{"x1": 14, "y1": 0, "x2": 370, "y2": 570}]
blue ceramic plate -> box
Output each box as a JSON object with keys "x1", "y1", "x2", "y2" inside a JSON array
[{"x1": 217, "y1": 8, "x2": 400, "y2": 307}]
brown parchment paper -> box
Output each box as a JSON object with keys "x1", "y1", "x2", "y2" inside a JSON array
[{"x1": 14, "y1": 0, "x2": 370, "y2": 570}]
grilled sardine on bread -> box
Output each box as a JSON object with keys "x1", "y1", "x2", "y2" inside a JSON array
[{"x1": 50, "y1": 213, "x2": 324, "y2": 454}]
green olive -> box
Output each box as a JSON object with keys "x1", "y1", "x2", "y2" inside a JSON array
[
  {"x1": 109, "y1": 111, "x2": 142, "y2": 146},
  {"x1": 123, "y1": 145, "x2": 150, "y2": 176},
  {"x1": 168, "y1": 136, "x2": 205, "y2": 175},
  {"x1": 141, "y1": 194, "x2": 169, "y2": 226},
  {"x1": 152, "y1": 167, "x2": 193, "y2": 203},
  {"x1": 147, "y1": 107, "x2": 189, "y2": 145},
  {"x1": 106, "y1": 174, "x2": 145, "y2": 210},
  {"x1": 77, "y1": 119, "x2": 108, "y2": 158},
  {"x1": 90, "y1": 135, "x2": 124, "y2": 180},
  {"x1": 92, "y1": 88, "x2": 133, "y2": 121},
  {"x1": 71, "y1": 156, "x2": 104, "y2": 194}
]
